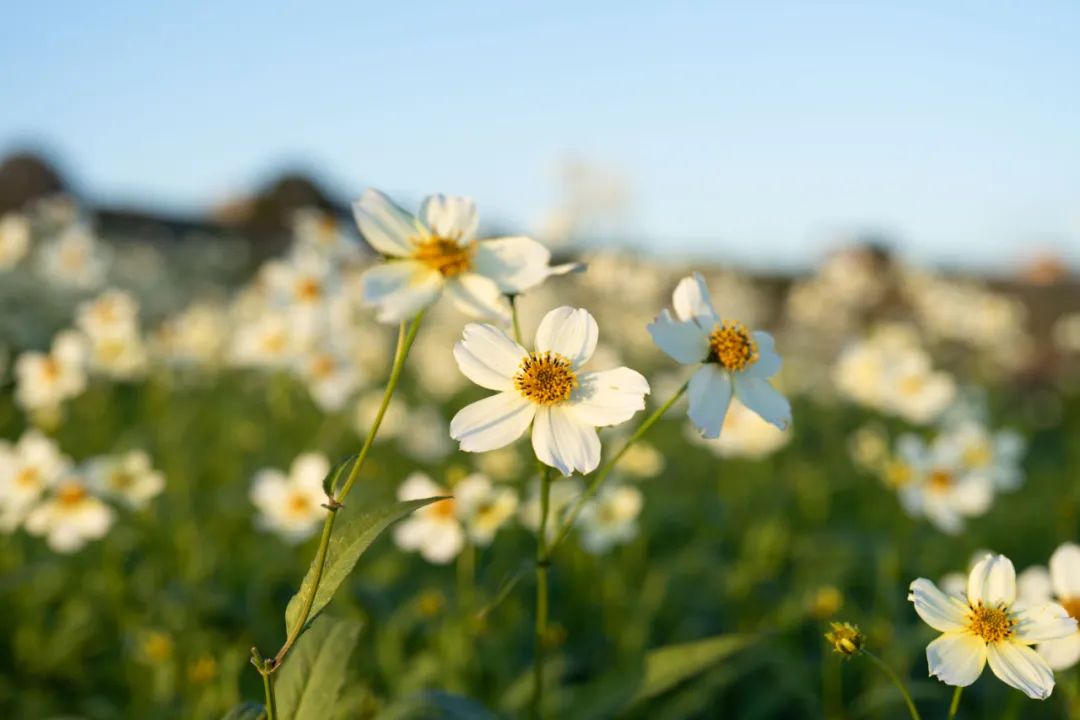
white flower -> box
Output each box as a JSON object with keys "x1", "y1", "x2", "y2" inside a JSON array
[
  {"x1": 76, "y1": 290, "x2": 141, "y2": 341},
  {"x1": 945, "y1": 420, "x2": 1025, "y2": 492},
  {"x1": 909, "y1": 553, "x2": 1076, "y2": 699},
  {"x1": 14, "y1": 330, "x2": 87, "y2": 413},
  {"x1": 0, "y1": 212, "x2": 31, "y2": 269},
  {"x1": 648, "y1": 273, "x2": 789, "y2": 438},
  {"x1": 453, "y1": 473, "x2": 518, "y2": 546},
  {"x1": 38, "y1": 224, "x2": 108, "y2": 290},
  {"x1": 153, "y1": 302, "x2": 229, "y2": 367},
  {"x1": 576, "y1": 483, "x2": 643, "y2": 554},
  {"x1": 292, "y1": 208, "x2": 359, "y2": 262},
  {"x1": 24, "y1": 475, "x2": 115, "y2": 553},
  {"x1": 518, "y1": 476, "x2": 583, "y2": 542},
  {"x1": 392, "y1": 472, "x2": 461, "y2": 564},
  {"x1": 1016, "y1": 544, "x2": 1080, "y2": 671},
  {"x1": 85, "y1": 450, "x2": 165, "y2": 510},
  {"x1": 297, "y1": 348, "x2": 362, "y2": 412},
  {"x1": 352, "y1": 189, "x2": 562, "y2": 324},
  {"x1": 686, "y1": 396, "x2": 791, "y2": 459},
  {"x1": 614, "y1": 440, "x2": 665, "y2": 478},
  {"x1": 228, "y1": 313, "x2": 298, "y2": 370},
  {"x1": 0, "y1": 430, "x2": 70, "y2": 531},
  {"x1": 450, "y1": 306, "x2": 650, "y2": 476},
  {"x1": 249, "y1": 453, "x2": 329, "y2": 543},
  {"x1": 893, "y1": 433, "x2": 995, "y2": 535}
]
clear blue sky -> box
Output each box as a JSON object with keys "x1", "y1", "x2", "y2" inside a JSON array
[{"x1": 2, "y1": 1, "x2": 1079, "y2": 270}]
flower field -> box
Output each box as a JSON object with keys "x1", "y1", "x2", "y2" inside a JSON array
[{"x1": 2, "y1": 192, "x2": 1080, "y2": 719}]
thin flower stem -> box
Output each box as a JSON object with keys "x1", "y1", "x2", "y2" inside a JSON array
[
  {"x1": 862, "y1": 650, "x2": 922, "y2": 720},
  {"x1": 510, "y1": 295, "x2": 524, "y2": 344},
  {"x1": 532, "y1": 462, "x2": 552, "y2": 720},
  {"x1": 268, "y1": 310, "x2": 425, "y2": 671},
  {"x1": 543, "y1": 381, "x2": 688, "y2": 557},
  {"x1": 946, "y1": 685, "x2": 962, "y2": 720},
  {"x1": 261, "y1": 666, "x2": 278, "y2": 720}
]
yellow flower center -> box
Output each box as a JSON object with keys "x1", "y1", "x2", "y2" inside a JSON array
[
  {"x1": 927, "y1": 469, "x2": 952, "y2": 493},
  {"x1": 429, "y1": 498, "x2": 457, "y2": 520},
  {"x1": 41, "y1": 357, "x2": 62, "y2": 382},
  {"x1": 968, "y1": 602, "x2": 1014, "y2": 643},
  {"x1": 413, "y1": 236, "x2": 474, "y2": 277},
  {"x1": 109, "y1": 470, "x2": 135, "y2": 490},
  {"x1": 884, "y1": 460, "x2": 912, "y2": 488},
  {"x1": 294, "y1": 277, "x2": 323, "y2": 302},
  {"x1": 15, "y1": 467, "x2": 40, "y2": 488},
  {"x1": 286, "y1": 493, "x2": 313, "y2": 516},
  {"x1": 56, "y1": 482, "x2": 89, "y2": 507},
  {"x1": 515, "y1": 352, "x2": 578, "y2": 406},
  {"x1": 1061, "y1": 597, "x2": 1080, "y2": 622},
  {"x1": 708, "y1": 321, "x2": 758, "y2": 371},
  {"x1": 309, "y1": 354, "x2": 337, "y2": 379},
  {"x1": 963, "y1": 443, "x2": 992, "y2": 469}
]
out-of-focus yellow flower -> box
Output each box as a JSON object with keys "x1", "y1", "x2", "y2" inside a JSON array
[
  {"x1": 139, "y1": 631, "x2": 174, "y2": 664},
  {"x1": 825, "y1": 622, "x2": 864, "y2": 658},
  {"x1": 810, "y1": 586, "x2": 844, "y2": 619},
  {"x1": 188, "y1": 655, "x2": 218, "y2": 684}
]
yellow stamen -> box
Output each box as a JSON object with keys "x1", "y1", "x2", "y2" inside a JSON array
[
  {"x1": 56, "y1": 482, "x2": 89, "y2": 507},
  {"x1": 708, "y1": 321, "x2": 758, "y2": 371},
  {"x1": 927, "y1": 469, "x2": 952, "y2": 493},
  {"x1": 412, "y1": 237, "x2": 474, "y2": 277},
  {"x1": 968, "y1": 602, "x2": 1014, "y2": 643},
  {"x1": 1062, "y1": 598, "x2": 1080, "y2": 622},
  {"x1": 515, "y1": 352, "x2": 578, "y2": 405}
]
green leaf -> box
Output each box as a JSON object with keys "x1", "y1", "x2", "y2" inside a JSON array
[
  {"x1": 631, "y1": 633, "x2": 756, "y2": 704},
  {"x1": 275, "y1": 615, "x2": 363, "y2": 720},
  {"x1": 220, "y1": 702, "x2": 266, "y2": 720},
  {"x1": 378, "y1": 690, "x2": 502, "y2": 720},
  {"x1": 322, "y1": 453, "x2": 359, "y2": 498},
  {"x1": 284, "y1": 497, "x2": 442, "y2": 635}
]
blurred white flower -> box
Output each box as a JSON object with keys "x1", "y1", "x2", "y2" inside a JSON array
[
  {"x1": 518, "y1": 476, "x2": 583, "y2": 542},
  {"x1": 1016, "y1": 544, "x2": 1080, "y2": 671},
  {"x1": 292, "y1": 208, "x2": 359, "y2": 262},
  {"x1": 0, "y1": 212, "x2": 31, "y2": 270},
  {"x1": 451, "y1": 306, "x2": 649, "y2": 476},
  {"x1": 353, "y1": 189, "x2": 564, "y2": 324},
  {"x1": 85, "y1": 450, "x2": 165, "y2": 510},
  {"x1": 942, "y1": 420, "x2": 1025, "y2": 492},
  {"x1": 250, "y1": 453, "x2": 329, "y2": 543},
  {"x1": 892, "y1": 433, "x2": 994, "y2": 535},
  {"x1": 577, "y1": 483, "x2": 642, "y2": 554},
  {"x1": 38, "y1": 224, "x2": 108, "y2": 290},
  {"x1": 0, "y1": 430, "x2": 70, "y2": 531},
  {"x1": 25, "y1": 475, "x2": 115, "y2": 553},
  {"x1": 614, "y1": 440, "x2": 665, "y2": 478},
  {"x1": 396, "y1": 405, "x2": 453, "y2": 462},
  {"x1": 687, "y1": 397, "x2": 791, "y2": 459},
  {"x1": 909, "y1": 553, "x2": 1075, "y2": 699},
  {"x1": 353, "y1": 390, "x2": 408, "y2": 442},
  {"x1": 298, "y1": 348, "x2": 362, "y2": 412},
  {"x1": 453, "y1": 473, "x2": 518, "y2": 546},
  {"x1": 153, "y1": 302, "x2": 229, "y2": 367},
  {"x1": 76, "y1": 289, "x2": 140, "y2": 340},
  {"x1": 473, "y1": 446, "x2": 523, "y2": 481},
  {"x1": 648, "y1": 272, "x2": 789, "y2": 437},
  {"x1": 392, "y1": 472, "x2": 461, "y2": 564},
  {"x1": 14, "y1": 330, "x2": 88, "y2": 413},
  {"x1": 228, "y1": 313, "x2": 298, "y2": 370}
]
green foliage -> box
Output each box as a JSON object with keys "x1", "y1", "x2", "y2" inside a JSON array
[
  {"x1": 220, "y1": 703, "x2": 266, "y2": 720},
  {"x1": 275, "y1": 615, "x2": 362, "y2": 720}
]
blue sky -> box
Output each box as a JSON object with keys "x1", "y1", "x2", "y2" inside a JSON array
[{"x1": 2, "y1": 1, "x2": 1079, "y2": 270}]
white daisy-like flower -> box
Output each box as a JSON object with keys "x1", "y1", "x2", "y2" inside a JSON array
[
  {"x1": 893, "y1": 433, "x2": 994, "y2": 535},
  {"x1": 944, "y1": 420, "x2": 1025, "y2": 492},
  {"x1": 24, "y1": 475, "x2": 115, "y2": 553},
  {"x1": 576, "y1": 483, "x2": 643, "y2": 554},
  {"x1": 392, "y1": 472, "x2": 461, "y2": 564},
  {"x1": 297, "y1": 348, "x2": 362, "y2": 413},
  {"x1": 14, "y1": 330, "x2": 88, "y2": 413},
  {"x1": 0, "y1": 212, "x2": 31, "y2": 270},
  {"x1": 228, "y1": 313, "x2": 298, "y2": 370},
  {"x1": 909, "y1": 553, "x2": 1076, "y2": 700},
  {"x1": 648, "y1": 273, "x2": 790, "y2": 438},
  {"x1": 76, "y1": 290, "x2": 141, "y2": 341},
  {"x1": 38, "y1": 224, "x2": 108, "y2": 290},
  {"x1": 153, "y1": 302, "x2": 229, "y2": 367},
  {"x1": 84, "y1": 450, "x2": 165, "y2": 510},
  {"x1": 0, "y1": 430, "x2": 70, "y2": 531},
  {"x1": 292, "y1": 208, "x2": 359, "y2": 262},
  {"x1": 1015, "y1": 544, "x2": 1080, "y2": 671},
  {"x1": 249, "y1": 453, "x2": 329, "y2": 543},
  {"x1": 686, "y1": 396, "x2": 791, "y2": 459},
  {"x1": 352, "y1": 189, "x2": 563, "y2": 324},
  {"x1": 450, "y1": 306, "x2": 650, "y2": 476},
  {"x1": 453, "y1": 473, "x2": 518, "y2": 546}
]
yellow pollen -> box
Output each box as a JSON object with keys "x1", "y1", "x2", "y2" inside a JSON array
[
  {"x1": 56, "y1": 482, "x2": 89, "y2": 507},
  {"x1": 927, "y1": 469, "x2": 952, "y2": 492},
  {"x1": 109, "y1": 470, "x2": 135, "y2": 490},
  {"x1": 963, "y1": 443, "x2": 992, "y2": 469},
  {"x1": 412, "y1": 236, "x2": 474, "y2": 277},
  {"x1": 968, "y1": 602, "x2": 1014, "y2": 643},
  {"x1": 1062, "y1": 598, "x2": 1080, "y2": 622},
  {"x1": 286, "y1": 493, "x2": 312, "y2": 515},
  {"x1": 884, "y1": 460, "x2": 913, "y2": 488},
  {"x1": 294, "y1": 277, "x2": 322, "y2": 302},
  {"x1": 310, "y1": 354, "x2": 336, "y2": 379},
  {"x1": 15, "y1": 467, "x2": 40, "y2": 488},
  {"x1": 41, "y1": 357, "x2": 62, "y2": 381},
  {"x1": 708, "y1": 321, "x2": 758, "y2": 371},
  {"x1": 429, "y1": 498, "x2": 456, "y2": 520},
  {"x1": 514, "y1": 352, "x2": 578, "y2": 405}
]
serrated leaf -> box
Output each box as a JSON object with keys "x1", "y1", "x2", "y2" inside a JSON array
[
  {"x1": 220, "y1": 702, "x2": 266, "y2": 720},
  {"x1": 322, "y1": 453, "x2": 359, "y2": 497},
  {"x1": 275, "y1": 615, "x2": 363, "y2": 720},
  {"x1": 632, "y1": 633, "x2": 756, "y2": 703},
  {"x1": 284, "y1": 497, "x2": 442, "y2": 636},
  {"x1": 377, "y1": 690, "x2": 502, "y2": 720}
]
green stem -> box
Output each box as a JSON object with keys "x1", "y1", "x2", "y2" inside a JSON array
[
  {"x1": 268, "y1": 310, "x2": 424, "y2": 671},
  {"x1": 510, "y1": 295, "x2": 524, "y2": 344},
  {"x1": 862, "y1": 650, "x2": 922, "y2": 720},
  {"x1": 261, "y1": 667, "x2": 278, "y2": 720},
  {"x1": 946, "y1": 685, "x2": 962, "y2": 720},
  {"x1": 532, "y1": 463, "x2": 552, "y2": 720},
  {"x1": 544, "y1": 381, "x2": 688, "y2": 556}
]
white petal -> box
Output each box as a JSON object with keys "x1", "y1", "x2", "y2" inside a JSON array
[
  {"x1": 1050, "y1": 542, "x2": 1080, "y2": 601},
  {"x1": 949, "y1": 476, "x2": 994, "y2": 515},
  {"x1": 445, "y1": 273, "x2": 511, "y2": 322},
  {"x1": 1037, "y1": 634, "x2": 1080, "y2": 671},
  {"x1": 1014, "y1": 602, "x2": 1078, "y2": 644},
  {"x1": 968, "y1": 554, "x2": 1017, "y2": 607},
  {"x1": 393, "y1": 516, "x2": 428, "y2": 550},
  {"x1": 687, "y1": 365, "x2": 732, "y2": 440},
  {"x1": 987, "y1": 639, "x2": 1056, "y2": 700},
  {"x1": 351, "y1": 189, "x2": 419, "y2": 257},
  {"x1": 397, "y1": 472, "x2": 443, "y2": 501},
  {"x1": 746, "y1": 332, "x2": 782, "y2": 378},
  {"x1": 1017, "y1": 566, "x2": 1054, "y2": 604},
  {"x1": 671, "y1": 272, "x2": 718, "y2": 329},
  {"x1": 454, "y1": 324, "x2": 527, "y2": 392},
  {"x1": 531, "y1": 406, "x2": 601, "y2": 476},
  {"x1": 534, "y1": 307, "x2": 598, "y2": 368},
  {"x1": 568, "y1": 367, "x2": 650, "y2": 427},
  {"x1": 732, "y1": 375, "x2": 791, "y2": 431},
  {"x1": 418, "y1": 521, "x2": 465, "y2": 564},
  {"x1": 473, "y1": 236, "x2": 552, "y2": 294},
  {"x1": 420, "y1": 194, "x2": 477, "y2": 243},
  {"x1": 360, "y1": 261, "x2": 443, "y2": 323},
  {"x1": 926, "y1": 632, "x2": 987, "y2": 687},
  {"x1": 450, "y1": 392, "x2": 536, "y2": 453},
  {"x1": 909, "y1": 578, "x2": 970, "y2": 632},
  {"x1": 647, "y1": 310, "x2": 709, "y2": 364}
]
